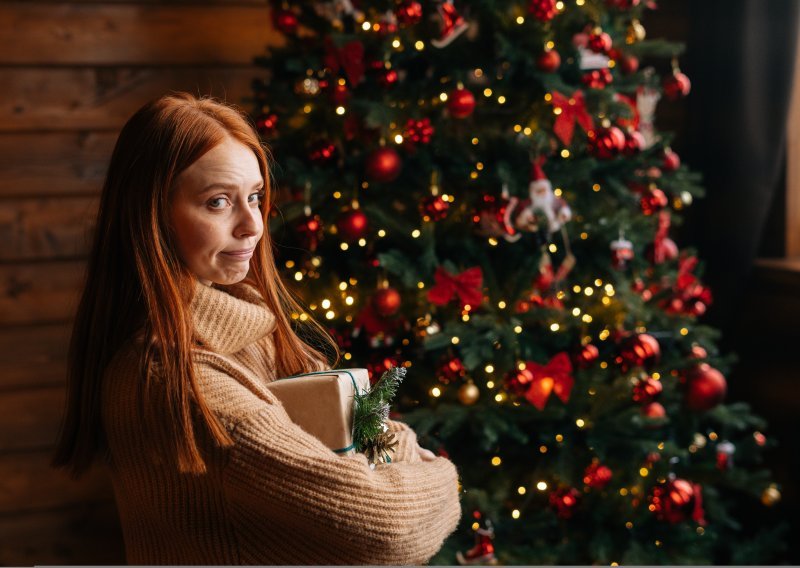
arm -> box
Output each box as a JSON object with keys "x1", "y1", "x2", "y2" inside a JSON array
[{"x1": 223, "y1": 403, "x2": 461, "y2": 565}]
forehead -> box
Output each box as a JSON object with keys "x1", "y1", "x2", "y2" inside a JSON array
[{"x1": 178, "y1": 137, "x2": 262, "y2": 189}]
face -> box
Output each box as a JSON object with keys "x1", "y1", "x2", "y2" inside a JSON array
[{"x1": 170, "y1": 136, "x2": 264, "y2": 286}]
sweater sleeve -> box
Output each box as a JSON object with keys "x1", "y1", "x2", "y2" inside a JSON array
[{"x1": 223, "y1": 403, "x2": 461, "y2": 565}]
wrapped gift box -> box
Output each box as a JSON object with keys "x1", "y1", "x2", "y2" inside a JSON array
[{"x1": 266, "y1": 368, "x2": 370, "y2": 455}]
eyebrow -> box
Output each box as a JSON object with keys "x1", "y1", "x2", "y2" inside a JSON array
[{"x1": 200, "y1": 181, "x2": 265, "y2": 194}]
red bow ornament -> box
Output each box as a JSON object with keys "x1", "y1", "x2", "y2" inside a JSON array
[
  {"x1": 323, "y1": 37, "x2": 365, "y2": 85},
  {"x1": 551, "y1": 90, "x2": 595, "y2": 146},
  {"x1": 428, "y1": 266, "x2": 484, "y2": 308},
  {"x1": 521, "y1": 353, "x2": 574, "y2": 410}
]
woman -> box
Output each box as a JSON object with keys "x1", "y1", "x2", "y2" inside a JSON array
[{"x1": 52, "y1": 92, "x2": 461, "y2": 565}]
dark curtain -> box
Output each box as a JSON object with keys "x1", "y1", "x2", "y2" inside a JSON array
[{"x1": 682, "y1": 1, "x2": 799, "y2": 330}]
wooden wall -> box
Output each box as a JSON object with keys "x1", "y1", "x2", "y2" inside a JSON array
[{"x1": 0, "y1": 2, "x2": 279, "y2": 564}]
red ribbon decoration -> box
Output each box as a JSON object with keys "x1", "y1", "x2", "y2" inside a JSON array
[
  {"x1": 323, "y1": 38, "x2": 365, "y2": 85},
  {"x1": 551, "y1": 90, "x2": 594, "y2": 146},
  {"x1": 427, "y1": 266, "x2": 484, "y2": 308},
  {"x1": 521, "y1": 353, "x2": 574, "y2": 410},
  {"x1": 651, "y1": 211, "x2": 672, "y2": 264}
]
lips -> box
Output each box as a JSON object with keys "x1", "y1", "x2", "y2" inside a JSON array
[{"x1": 220, "y1": 248, "x2": 255, "y2": 259}]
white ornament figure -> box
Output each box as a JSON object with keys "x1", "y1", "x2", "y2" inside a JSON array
[
  {"x1": 522, "y1": 161, "x2": 571, "y2": 234},
  {"x1": 636, "y1": 69, "x2": 662, "y2": 149}
]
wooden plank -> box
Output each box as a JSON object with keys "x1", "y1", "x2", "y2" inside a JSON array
[
  {"x1": 0, "y1": 386, "x2": 65, "y2": 451},
  {"x1": 0, "y1": 450, "x2": 114, "y2": 513},
  {"x1": 0, "y1": 67, "x2": 260, "y2": 132},
  {"x1": 0, "y1": 260, "x2": 86, "y2": 326},
  {"x1": 786, "y1": 31, "x2": 800, "y2": 257},
  {"x1": 0, "y1": 132, "x2": 114, "y2": 197},
  {"x1": 0, "y1": 4, "x2": 281, "y2": 65},
  {"x1": 0, "y1": 323, "x2": 71, "y2": 390},
  {"x1": 0, "y1": 501, "x2": 124, "y2": 566},
  {"x1": 0, "y1": 196, "x2": 99, "y2": 261}
]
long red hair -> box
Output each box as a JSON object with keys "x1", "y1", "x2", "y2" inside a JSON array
[{"x1": 52, "y1": 92, "x2": 338, "y2": 476}]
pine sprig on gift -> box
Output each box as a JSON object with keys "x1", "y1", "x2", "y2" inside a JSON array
[{"x1": 352, "y1": 366, "x2": 406, "y2": 463}]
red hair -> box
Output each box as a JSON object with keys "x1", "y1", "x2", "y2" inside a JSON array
[{"x1": 52, "y1": 92, "x2": 338, "y2": 476}]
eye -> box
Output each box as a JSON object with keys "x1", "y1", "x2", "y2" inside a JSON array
[
  {"x1": 249, "y1": 190, "x2": 265, "y2": 206},
  {"x1": 207, "y1": 196, "x2": 230, "y2": 210}
]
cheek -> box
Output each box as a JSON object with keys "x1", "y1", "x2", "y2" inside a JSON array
[{"x1": 172, "y1": 212, "x2": 223, "y2": 261}]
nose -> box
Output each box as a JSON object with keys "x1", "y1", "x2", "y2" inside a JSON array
[{"x1": 233, "y1": 201, "x2": 263, "y2": 240}]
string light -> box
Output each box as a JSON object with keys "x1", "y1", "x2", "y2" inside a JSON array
[
  {"x1": 321, "y1": 299, "x2": 331, "y2": 309},
  {"x1": 561, "y1": 149, "x2": 571, "y2": 158},
  {"x1": 483, "y1": 88, "x2": 493, "y2": 97},
  {"x1": 550, "y1": 323, "x2": 560, "y2": 331},
  {"x1": 430, "y1": 387, "x2": 442, "y2": 397},
  {"x1": 576, "y1": 418, "x2": 586, "y2": 428},
  {"x1": 415, "y1": 40, "x2": 425, "y2": 51},
  {"x1": 518, "y1": 486, "x2": 526, "y2": 495},
  {"x1": 511, "y1": 509, "x2": 521, "y2": 519},
  {"x1": 486, "y1": 380, "x2": 495, "y2": 388},
  {"x1": 485, "y1": 364, "x2": 495, "y2": 373},
  {"x1": 417, "y1": 281, "x2": 425, "y2": 289},
  {"x1": 498, "y1": 301, "x2": 507, "y2": 309},
  {"x1": 513, "y1": 124, "x2": 522, "y2": 132},
  {"x1": 680, "y1": 327, "x2": 689, "y2": 335},
  {"x1": 523, "y1": 127, "x2": 532, "y2": 135},
  {"x1": 335, "y1": 106, "x2": 346, "y2": 115},
  {"x1": 539, "y1": 445, "x2": 548, "y2": 453},
  {"x1": 439, "y1": 92, "x2": 448, "y2": 102},
  {"x1": 592, "y1": 183, "x2": 601, "y2": 192},
  {"x1": 303, "y1": 104, "x2": 312, "y2": 114},
  {"x1": 472, "y1": 137, "x2": 479, "y2": 145},
  {"x1": 536, "y1": 481, "x2": 548, "y2": 491},
  {"x1": 340, "y1": 243, "x2": 349, "y2": 251},
  {"x1": 555, "y1": 434, "x2": 564, "y2": 442},
  {"x1": 514, "y1": 324, "x2": 523, "y2": 333},
  {"x1": 516, "y1": 16, "x2": 525, "y2": 24},
  {"x1": 411, "y1": 229, "x2": 421, "y2": 238},
  {"x1": 378, "y1": 229, "x2": 386, "y2": 237},
  {"x1": 294, "y1": 272, "x2": 303, "y2": 281},
  {"x1": 392, "y1": 38, "x2": 401, "y2": 48},
  {"x1": 394, "y1": 134, "x2": 404, "y2": 144},
  {"x1": 343, "y1": 352, "x2": 352, "y2": 360},
  {"x1": 639, "y1": 468, "x2": 649, "y2": 477},
  {"x1": 333, "y1": 191, "x2": 342, "y2": 199},
  {"x1": 325, "y1": 310, "x2": 335, "y2": 319},
  {"x1": 451, "y1": 337, "x2": 460, "y2": 344},
  {"x1": 497, "y1": 96, "x2": 506, "y2": 104},
  {"x1": 491, "y1": 456, "x2": 502, "y2": 466},
  {"x1": 345, "y1": 296, "x2": 354, "y2": 305}
]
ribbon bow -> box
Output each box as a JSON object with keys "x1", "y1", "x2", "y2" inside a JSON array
[
  {"x1": 323, "y1": 37, "x2": 365, "y2": 86},
  {"x1": 520, "y1": 353, "x2": 574, "y2": 410},
  {"x1": 427, "y1": 266, "x2": 484, "y2": 308},
  {"x1": 551, "y1": 90, "x2": 594, "y2": 146}
]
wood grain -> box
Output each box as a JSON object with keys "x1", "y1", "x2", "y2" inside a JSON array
[
  {"x1": 0, "y1": 4, "x2": 280, "y2": 65},
  {"x1": 0, "y1": 260, "x2": 86, "y2": 326},
  {"x1": 0, "y1": 132, "x2": 114, "y2": 197},
  {"x1": 0, "y1": 501, "x2": 124, "y2": 566},
  {"x1": 0, "y1": 386, "x2": 64, "y2": 451},
  {"x1": 0, "y1": 450, "x2": 114, "y2": 513},
  {"x1": 0, "y1": 323, "x2": 71, "y2": 390},
  {"x1": 0, "y1": 196, "x2": 99, "y2": 261},
  {"x1": 0, "y1": 67, "x2": 261, "y2": 132}
]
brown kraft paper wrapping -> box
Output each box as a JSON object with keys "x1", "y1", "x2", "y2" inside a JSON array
[{"x1": 266, "y1": 368, "x2": 371, "y2": 455}]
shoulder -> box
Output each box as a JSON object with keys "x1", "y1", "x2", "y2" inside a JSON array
[{"x1": 191, "y1": 349, "x2": 278, "y2": 426}]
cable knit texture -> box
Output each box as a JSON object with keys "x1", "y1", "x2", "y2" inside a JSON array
[{"x1": 101, "y1": 281, "x2": 462, "y2": 565}]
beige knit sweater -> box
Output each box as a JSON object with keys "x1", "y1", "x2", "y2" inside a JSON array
[{"x1": 101, "y1": 281, "x2": 462, "y2": 565}]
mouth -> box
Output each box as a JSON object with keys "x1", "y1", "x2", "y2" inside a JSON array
[{"x1": 220, "y1": 248, "x2": 255, "y2": 259}]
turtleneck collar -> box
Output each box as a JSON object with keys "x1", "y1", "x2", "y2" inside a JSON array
[{"x1": 190, "y1": 280, "x2": 277, "y2": 355}]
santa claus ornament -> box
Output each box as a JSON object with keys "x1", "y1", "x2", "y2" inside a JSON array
[
  {"x1": 506, "y1": 159, "x2": 572, "y2": 236},
  {"x1": 432, "y1": 0, "x2": 469, "y2": 49}
]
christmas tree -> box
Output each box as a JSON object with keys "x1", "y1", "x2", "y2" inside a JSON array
[{"x1": 250, "y1": 1, "x2": 785, "y2": 563}]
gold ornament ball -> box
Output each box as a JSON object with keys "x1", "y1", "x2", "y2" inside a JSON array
[
  {"x1": 458, "y1": 382, "x2": 480, "y2": 405},
  {"x1": 626, "y1": 19, "x2": 646, "y2": 44},
  {"x1": 761, "y1": 485, "x2": 781, "y2": 506}
]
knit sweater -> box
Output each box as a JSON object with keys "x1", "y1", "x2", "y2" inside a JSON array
[{"x1": 101, "y1": 280, "x2": 462, "y2": 565}]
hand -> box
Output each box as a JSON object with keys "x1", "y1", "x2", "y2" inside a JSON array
[{"x1": 417, "y1": 445, "x2": 437, "y2": 462}]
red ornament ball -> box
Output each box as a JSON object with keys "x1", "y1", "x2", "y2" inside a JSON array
[
  {"x1": 403, "y1": 118, "x2": 434, "y2": 146},
  {"x1": 663, "y1": 71, "x2": 692, "y2": 100},
  {"x1": 396, "y1": 0, "x2": 423, "y2": 26},
  {"x1": 549, "y1": 487, "x2": 580, "y2": 519},
  {"x1": 373, "y1": 287, "x2": 402, "y2": 317},
  {"x1": 619, "y1": 53, "x2": 640, "y2": 74},
  {"x1": 623, "y1": 129, "x2": 646, "y2": 155},
  {"x1": 662, "y1": 148, "x2": 681, "y2": 171},
  {"x1": 581, "y1": 68, "x2": 613, "y2": 89},
  {"x1": 366, "y1": 147, "x2": 402, "y2": 183},
  {"x1": 378, "y1": 68, "x2": 399, "y2": 88},
  {"x1": 336, "y1": 209, "x2": 369, "y2": 241},
  {"x1": 583, "y1": 463, "x2": 613, "y2": 489},
  {"x1": 308, "y1": 139, "x2": 338, "y2": 166},
  {"x1": 504, "y1": 367, "x2": 534, "y2": 396},
  {"x1": 255, "y1": 113, "x2": 279, "y2": 137},
  {"x1": 528, "y1": 0, "x2": 558, "y2": 21},
  {"x1": 438, "y1": 356, "x2": 466, "y2": 384},
  {"x1": 589, "y1": 126, "x2": 626, "y2": 159},
  {"x1": 537, "y1": 49, "x2": 561, "y2": 73},
  {"x1": 640, "y1": 187, "x2": 669, "y2": 215},
  {"x1": 641, "y1": 401, "x2": 666, "y2": 419},
  {"x1": 273, "y1": 8, "x2": 299, "y2": 34},
  {"x1": 448, "y1": 88, "x2": 476, "y2": 118},
  {"x1": 421, "y1": 195, "x2": 450, "y2": 221},
  {"x1": 574, "y1": 343, "x2": 600, "y2": 368},
  {"x1": 633, "y1": 376, "x2": 663, "y2": 403},
  {"x1": 588, "y1": 30, "x2": 613, "y2": 53},
  {"x1": 618, "y1": 333, "x2": 661, "y2": 370},
  {"x1": 648, "y1": 478, "x2": 706, "y2": 525},
  {"x1": 685, "y1": 364, "x2": 727, "y2": 411}
]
